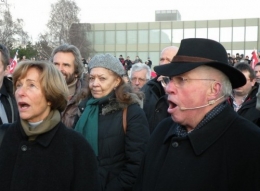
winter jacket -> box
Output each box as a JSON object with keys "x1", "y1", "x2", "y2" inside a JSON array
[
  {"x1": 134, "y1": 104, "x2": 260, "y2": 191},
  {"x1": 141, "y1": 78, "x2": 169, "y2": 133},
  {"x1": 77, "y1": 94, "x2": 150, "y2": 191},
  {"x1": 0, "y1": 120, "x2": 99, "y2": 191},
  {"x1": 61, "y1": 79, "x2": 82, "y2": 128},
  {"x1": 228, "y1": 84, "x2": 260, "y2": 127},
  {"x1": 0, "y1": 77, "x2": 18, "y2": 125}
]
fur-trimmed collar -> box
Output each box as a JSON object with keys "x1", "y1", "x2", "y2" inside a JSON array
[
  {"x1": 78, "y1": 92, "x2": 142, "y2": 116},
  {"x1": 101, "y1": 93, "x2": 142, "y2": 115}
]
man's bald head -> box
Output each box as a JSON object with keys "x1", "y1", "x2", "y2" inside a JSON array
[{"x1": 159, "y1": 46, "x2": 179, "y2": 65}]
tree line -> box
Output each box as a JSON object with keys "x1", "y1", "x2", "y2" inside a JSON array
[{"x1": 0, "y1": 0, "x2": 93, "y2": 60}]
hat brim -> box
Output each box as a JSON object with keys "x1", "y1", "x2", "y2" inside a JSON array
[{"x1": 154, "y1": 61, "x2": 246, "y2": 89}]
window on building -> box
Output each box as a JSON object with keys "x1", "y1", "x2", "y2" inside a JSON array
[
  {"x1": 208, "y1": 28, "x2": 220, "y2": 42},
  {"x1": 149, "y1": 29, "x2": 160, "y2": 43},
  {"x1": 196, "y1": 28, "x2": 207, "y2": 38},
  {"x1": 184, "y1": 29, "x2": 195, "y2": 38},
  {"x1": 246, "y1": 26, "x2": 258, "y2": 41},
  {"x1": 94, "y1": 31, "x2": 104, "y2": 45},
  {"x1": 161, "y1": 29, "x2": 171, "y2": 43},
  {"x1": 116, "y1": 31, "x2": 126, "y2": 44},
  {"x1": 138, "y1": 30, "x2": 148, "y2": 44},
  {"x1": 220, "y1": 27, "x2": 232, "y2": 42},
  {"x1": 233, "y1": 27, "x2": 245, "y2": 42},
  {"x1": 127, "y1": 31, "x2": 137, "y2": 44},
  {"x1": 105, "y1": 31, "x2": 115, "y2": 44},
  {"x1": 172, "y1": 29, "x2": 183, "y2": 43}
]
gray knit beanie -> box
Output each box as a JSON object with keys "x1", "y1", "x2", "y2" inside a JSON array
[{"x1": 89, "y1": 54, "x2": 125, "y2": 76}]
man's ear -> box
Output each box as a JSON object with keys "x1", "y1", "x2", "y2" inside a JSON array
[{"x1": 208, "y1": 81, "x2": 222, "y2": 100}]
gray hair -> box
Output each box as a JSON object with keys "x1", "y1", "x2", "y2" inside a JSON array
[
  {"x1": 50, "y1": 44, "x2": 84, "y2": 79},
  {"x1": 130, "y1": 63, "x2": 151, "y2": 80},
  {"x1": 220, "y1": 74, "x2": 232, "y2": 97},
  {"x1": 199, "y1": 65, "x2": 232, "y2": 98}
]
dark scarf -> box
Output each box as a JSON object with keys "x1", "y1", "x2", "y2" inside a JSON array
[{"x1": 74, "y1": 95, "x2": 110, "y2": 156}]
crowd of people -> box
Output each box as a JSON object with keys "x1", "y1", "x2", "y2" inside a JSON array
[
  {"x1": 0, "y1": 38, "x2": 260, "y2": 191},
  {"x1": 227, "y1": 52, "x2": 256, "y2": 66}
]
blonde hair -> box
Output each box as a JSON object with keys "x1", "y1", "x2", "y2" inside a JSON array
[{"x1": 12, "y1": 61, "x2": 69, "y2": 112}]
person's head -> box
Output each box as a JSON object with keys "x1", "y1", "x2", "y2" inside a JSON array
[
  {"x1": 50, "y1": 44, "x2": 84, "y2": 85},
  {"x1": 0, "y1": 44, "x2": 10, "y2": 87},
  {"x1": 88, "y1": 53, "x2": 125, "y2": 99},
  {"x1": 160, "y1": 46, "x2": 179, "y2": 65},
  {"x1": 254, "y1": 62, "x2": 260, "y2": 84},
  {"x1": 130, "y1": 63, "x2": 151, "y2": 91},
  {"x1": 12, "y1": 61, "x2": 69, "y2": 122},
  {"x1": 126, "y1": 56, "x2": 130, "y2": 60},
  {"x1": 254, "y1": 62, "x2": 260, "y2": 82},
  {"x1": 233, "y1": 63, "x2": 256, "y2": 96},
  {"x1": 154, "y1": 38, "x2": 246, "y2": 130}
]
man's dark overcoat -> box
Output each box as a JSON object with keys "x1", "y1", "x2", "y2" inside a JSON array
[{"x1": 134, "y1": 105, "x2": 260, "y2": 191}]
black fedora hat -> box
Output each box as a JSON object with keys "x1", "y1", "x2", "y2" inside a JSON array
[{"x1": 154, "y1": 38, "x2": 246, "y2": 89}]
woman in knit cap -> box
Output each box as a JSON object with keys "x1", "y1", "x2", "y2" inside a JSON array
[
  {"x1": 0, "y1": 61, "x2": 99, "y2": 191},
  {"x1": 74, "y1": 53, "x2": 150, "y2": 191}
]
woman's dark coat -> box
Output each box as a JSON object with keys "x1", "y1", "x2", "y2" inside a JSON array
[
  {"x1": 77, "y1": 95, "x2": 150, "y2": 191},
  {"x1": 0, "y1": 120, "x2": 99, "y2": 191},
  {"x1": 134, "y1": 105, "x2": 260, "y2": 191}
]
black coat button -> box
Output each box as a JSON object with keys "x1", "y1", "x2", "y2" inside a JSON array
[{"x1": 172, "y1": 142, "x2": 179, "y2": 148}]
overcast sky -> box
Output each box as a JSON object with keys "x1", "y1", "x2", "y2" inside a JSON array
[{"x1": 5, "y1": 0, "x2": 260, "y2": 41}]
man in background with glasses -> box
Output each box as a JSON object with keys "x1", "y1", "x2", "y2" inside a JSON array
[
  {"x1": 134, "y1": 38, "x2": 260, "y2": 191},
  {"x1": 141, "y1": 46, "x2": 178, "y2": 134},
  {"x1": 0, "y1": 44, "x2": 18, "y2": 126}
]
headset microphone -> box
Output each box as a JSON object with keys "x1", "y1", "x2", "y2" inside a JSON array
[{"x1": 180, "y1": 95, "x2": 224, "y2": 111}]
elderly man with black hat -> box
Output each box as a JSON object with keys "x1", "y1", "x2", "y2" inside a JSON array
[{"x1": 133, "y1": 38, "x2": 260, "y2": 191}]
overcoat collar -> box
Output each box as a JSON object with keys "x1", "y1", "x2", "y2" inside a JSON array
[{"x1": 163, "y1": 105, "x2": 238, "y2": 155}]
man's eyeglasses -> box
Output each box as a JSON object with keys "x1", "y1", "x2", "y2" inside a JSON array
[{"x1": 161, "y1": 76, "x2": 216, "y2": 88}]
